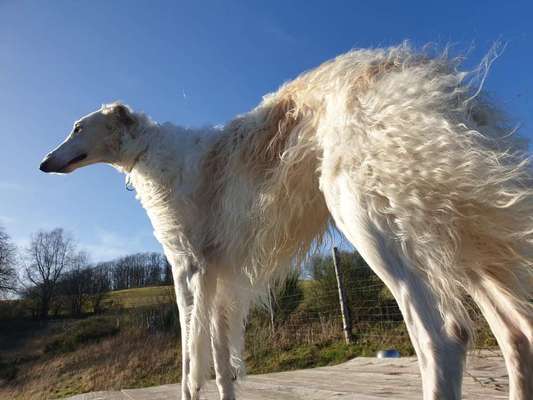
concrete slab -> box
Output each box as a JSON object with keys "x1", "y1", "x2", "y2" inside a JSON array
[{"x1": 64, "y1": 351, "x2": 508, "y2": 400}]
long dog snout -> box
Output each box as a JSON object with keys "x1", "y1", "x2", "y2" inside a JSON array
[{"x1": 39, "y1": 151, "x2": 88, "y2": 173}]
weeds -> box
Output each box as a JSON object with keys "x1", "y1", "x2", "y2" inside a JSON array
[{"x1": 44, "y1": 317, "x2": 120, "y2": 354}]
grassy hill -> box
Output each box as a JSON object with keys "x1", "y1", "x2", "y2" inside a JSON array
[
  {"x1": 102, "y1": 285, "x2": 175, "y2": 309},
  {"x1": 0, "y1": 287, "x2": 180, "y2": 400}
]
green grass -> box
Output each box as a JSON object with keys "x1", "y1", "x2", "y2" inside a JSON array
[
  {"x1": 246, "y1": 340, "x2": 414, "y2": 375},
  {"x1": 102, "y1": 285, "x2": 174, "y2": 309}
]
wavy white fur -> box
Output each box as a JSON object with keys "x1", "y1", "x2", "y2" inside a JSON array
[{"x1": 42, "y1": 43, "x2": 533, "y2": 400}]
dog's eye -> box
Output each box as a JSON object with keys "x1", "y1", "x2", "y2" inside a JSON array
[{"x1": 74, "y1": 124, "x2": 82, "y2": 133}]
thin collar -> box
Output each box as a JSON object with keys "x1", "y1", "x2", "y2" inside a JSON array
[{"x1": 124, "y1": 146, "x2": 149, "y2": 191}]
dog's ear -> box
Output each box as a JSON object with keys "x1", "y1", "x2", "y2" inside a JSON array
[
  {"x1": 112, "y1": 103, "x2": 136, "y2": 128},
  {"x1": 103, "y1": 102, "x2": 137, "y2": 128}
]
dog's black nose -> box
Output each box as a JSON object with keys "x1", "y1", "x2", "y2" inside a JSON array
[{"x1": 39, "y1": 157, "x2": 52, "y2": 173}]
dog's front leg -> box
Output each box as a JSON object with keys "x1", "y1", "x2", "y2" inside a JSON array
[
  {"x1": 211, "y1": 303, "x2": 236, "y2": 400},
  {"x1": 210, "y1": 270, "x2": 253, "y2": 400},
  {"x1": 171, "y1": 261, "x2": 195, "y2": 400},
  {"x1": 187, "y1": 266, "x2": 215, "y2": 400},
  {"x1": 169, "y1": 254, "x2": 213, "y2": 400}
]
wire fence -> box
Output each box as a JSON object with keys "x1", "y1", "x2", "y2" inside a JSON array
[
  {"x1": 114, "y1": 248, "x2": 498, "y2": 358},
  {"x1": 252, "y1": 244, "x2": 497, "y2": 357}
]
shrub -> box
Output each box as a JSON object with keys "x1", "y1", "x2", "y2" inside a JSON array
[
  {"x1": 45, "y1": 316, "x2": 119, "y2": 353},
  {"x1": 0, "y1": 358, "x2": 17, "y2": 382}
]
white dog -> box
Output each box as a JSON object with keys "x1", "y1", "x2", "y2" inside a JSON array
[{"x1": 40, "y1": 44, "x2": 532, "y2": 400}]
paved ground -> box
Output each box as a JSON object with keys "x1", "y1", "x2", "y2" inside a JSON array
[{"x1": 66, "y1": 351, "x2": 508, "y2": 400}]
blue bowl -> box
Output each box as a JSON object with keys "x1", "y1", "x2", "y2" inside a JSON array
[{"x1": 377, "y1": 349, "x2": 400, "y2": 358}]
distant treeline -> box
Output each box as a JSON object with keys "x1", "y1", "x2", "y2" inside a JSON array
[
  {"x1": 95, "y1": 252, "x2": 173, "y2": 291},
  {"x1": 0, "y1": 226, "x2": 174, "y2": 320},
  {"x1": 21, "y1": 249, "x2": 173, "y2": 319}
]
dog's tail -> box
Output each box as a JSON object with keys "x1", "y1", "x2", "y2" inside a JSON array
[{"x1": 345, "y1": 44, "x2": 533, "y2": 338}]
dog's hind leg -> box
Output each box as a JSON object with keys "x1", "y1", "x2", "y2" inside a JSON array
[
  {"x1": 320, "y1": 171, "x2": 468, "y2": 400},
  {"x1": 469, "y1": 277, "x2": 533, "y2": 399}
]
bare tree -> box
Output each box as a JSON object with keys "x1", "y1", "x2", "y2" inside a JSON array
[
  {"x1": 108, "y1": 252, "x2": 166, "y2": 290},
  {"x1": 25, "y1": 228, "x2": 75, "y2": 319},
  {"x1": 163, "y1": 256, "x2": 173, "y2": 285},
  {"x1": 146, "y1": 252, "x2": 164, "y2": 286},
  {"x1": 58, "y1": 251, "x2": 91, "y2": 316},
  {"x1": 0, "y1": 225, "x2": 17, "y2": 295},
  {"x1": 87, "y1": 263, "x2": 111, "y2": 313}
]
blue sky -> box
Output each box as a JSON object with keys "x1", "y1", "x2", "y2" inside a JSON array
[{"x1": 1, "y1": 0, "x2": 532, "y2": 262}]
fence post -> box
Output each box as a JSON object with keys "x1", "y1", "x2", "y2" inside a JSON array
[
  {"x1": 267, "y1": 283, "x2": 275, "y2": 334},
  {"x1": 332, "y1": 246, "x2": 353, "y2": 344}
]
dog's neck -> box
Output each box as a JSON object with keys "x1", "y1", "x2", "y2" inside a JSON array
[
  {"x1": 125, "y1": 122, "x2": 212, "y2": 191},
  {"x1": 122, "y1": 119, "x2": 217, "y2": 256},
  {"x1": 115, "y1": 119, "x2": 155, "y2": 174}
]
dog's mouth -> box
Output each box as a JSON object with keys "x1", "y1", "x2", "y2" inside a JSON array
[
  {"x1": 58, "y1": 153, "x2": 88, "y2": 172},
  {"x1": 67, "y1": 153, "x2": 88, "y2": 166}
]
